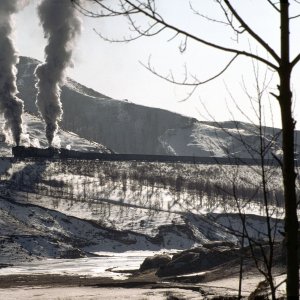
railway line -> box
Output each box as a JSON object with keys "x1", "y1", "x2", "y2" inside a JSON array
[{"x1": 11, "y1": 146, "x2": 283, "y2": 166}]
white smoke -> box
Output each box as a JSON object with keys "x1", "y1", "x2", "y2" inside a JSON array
[
  {"x1": 30, "y1": 138, "x2": 41, "y2": 148},
  {"x1": 20, "y1": 132, "x2": 30, "y2": 147},
  {"x1": 52, "y1": 135, "x2": 61, "y2": 148},
  {"x1": 0, "y1": 0, "x2": 29, "y2": 146},
  {"x1": 35, "y1": 0, "x2": 82, "y2": 147}
]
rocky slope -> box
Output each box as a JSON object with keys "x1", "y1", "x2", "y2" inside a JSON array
[
  {"x1": 16, "y1": 56, "x2": 195, "y2": 155},
  {"x1": 16, "y1": 56, "x2": 300, "y2": 157}
]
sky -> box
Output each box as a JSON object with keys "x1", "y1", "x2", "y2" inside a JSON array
[{"x1": 14, "y1": 0, "x2": 300, "y2": 129}]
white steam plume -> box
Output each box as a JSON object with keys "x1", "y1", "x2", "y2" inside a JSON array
[
  {"x1": 0, "y1": 0, "x2": 29, "y2": 146},
  {"x1": 35, "y1": 0, "x2": 82, "y2": 147}
]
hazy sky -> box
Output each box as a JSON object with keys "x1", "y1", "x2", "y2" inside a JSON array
[{"x1": 14, "y1": 0, "x2": 300, "y2": 129}]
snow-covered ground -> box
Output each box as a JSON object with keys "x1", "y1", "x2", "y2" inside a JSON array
[
  {"x1": 0, "y1": 251, "x2": 166, "y2": 279},
  {"x1": 1, "y1": 154, "x2": 289, "y2": 236},
  {"x1": 1, "y1": 158, "x2": 288, "y2": 248},
  {"x1": 0, "y1": 156, "x2": 289, "y2": 264},
  {"x1": 0, "y1": 286, "x2": 203, "y2": 300}
]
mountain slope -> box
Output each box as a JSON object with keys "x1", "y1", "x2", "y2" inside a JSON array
[
  {"x1": 16, "y1": 56, "x2": 300, "y2": 157},
  {"x1": 0, "y1": 155, "x2": 285, "y2": 266},
  {"x1": 17, "y1": 56, "x2": 195, "y2": 155}
]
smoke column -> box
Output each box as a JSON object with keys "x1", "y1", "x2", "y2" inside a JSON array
[
  {"x1": 35, "y1": 0, "x2": 82, "y2": 147},
  {"x1": 0, "y1": 1, "x2": 28, "y2": 146}
]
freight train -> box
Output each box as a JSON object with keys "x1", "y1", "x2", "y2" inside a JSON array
[{"x1": 11, "y1": 145, "x2": 281, "y2": 166}]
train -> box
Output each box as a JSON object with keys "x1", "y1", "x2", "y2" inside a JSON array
[
  {"x1": 12, "y1": 146, "x2": 104, "y2": 160},
  {"x1": 11, "y1": 145, "x2": 282, "y2": 166},
  {"x1": 12, "y1": 146, "x2": 60, "y2": 158}
]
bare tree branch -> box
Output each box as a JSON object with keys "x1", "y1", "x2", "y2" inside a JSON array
[
  {"x1": 141, "y1": 53, "x2": 238, "y2": 86},
  {"x1": 138, "y1": 53, "x2": 238, "y2": 101},
  {"x1": 221, "y1": 0, "x2": 280, "y2": 63},
  {"x1": 289, "y1": 13, "x2": 300, "y2": 19},
  {"x1": 189, "y1": 1, "x2": 245, "y2": 37},
  {"x1": 126, "y1": 0, "x2": 279, "y2": 69},
  {"x1": 266, "y1": 0, "x2": 281, "y2": 12},
  {"x1": 291, "y1": 52, "x2": 300, "y2": 68},
  {"x1": 74, "y1": 0, "x2": 279, "y2": 70}
]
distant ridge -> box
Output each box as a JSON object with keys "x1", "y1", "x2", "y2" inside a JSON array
[{"x1": 16, "y1": 56, "x2": 300, "y2": 158}]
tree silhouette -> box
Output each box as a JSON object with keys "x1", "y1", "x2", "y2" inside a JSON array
[{"x1": 72, "y1": 0, "x2": 299, "y2": 296}]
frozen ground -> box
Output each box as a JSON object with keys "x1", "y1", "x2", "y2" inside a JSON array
[
  {"x1": 0, "y1": 286, "x2": 203, "y2": 300},
  {"x1": 0, "y1": 251, "x2": 170, "y2": 280},
  {"x1": 0, "y1": 265, "x2": 288, "y2": 299}
]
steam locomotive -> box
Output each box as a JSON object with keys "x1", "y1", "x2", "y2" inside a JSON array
[
  {"x1": 12, "y1": 146, "x2": 60, "y2": 158},
  {"x1": 11, "y1": 145, "x2": 279, "y2": 165},
  {"x1": 12, "y1": 146, "x2": 108, "y2": 160},
  {"x1": 12, "y1": 145, "x2": 205, "y2": 163}
]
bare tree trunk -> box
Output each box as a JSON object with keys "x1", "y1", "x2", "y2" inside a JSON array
[
  {"x1": 280, "y1": 80, "x2": 299, "y2": 297},
  {"x1": 280, "y1": 1, "x2": 299, "y2": 297},
  {"x1": 238, "y1": 219, "x2": 245, "y2": 300}
]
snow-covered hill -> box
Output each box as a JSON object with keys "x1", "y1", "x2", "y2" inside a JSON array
[
  {"x1": 16, "y1": 56, "x2": 300, "y2": 157},
  {"x1": 0, "y1": 156, "x2": 286, "y2": 266}
]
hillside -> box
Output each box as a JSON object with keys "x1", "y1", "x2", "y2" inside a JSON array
[
  {"x1": 0, "y1": 156, "x2": 285, "y2": 262},
  {"x1": 0, "y1": 155, "x2": 289, "y2": 298},
  {"x1": 16, "y1": 56, "x2": 195, "y2": 155},
  {"x1": 16, "y1": 56, "x2": 300, "y2": 157}
]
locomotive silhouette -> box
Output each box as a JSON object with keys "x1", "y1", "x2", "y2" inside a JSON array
[{"x1": 11, "y1": 145, "x2": 278, "y2": 165}]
